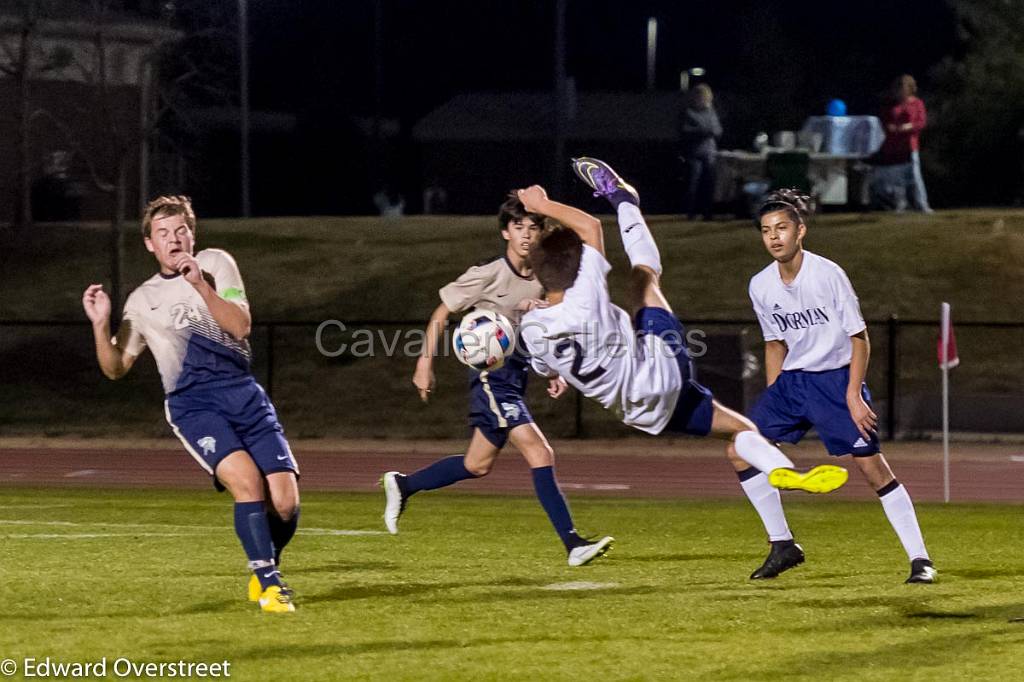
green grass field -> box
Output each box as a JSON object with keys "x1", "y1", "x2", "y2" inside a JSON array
[{"x1": 2, "y1": 488, "x2": 1022, "y2": 680}]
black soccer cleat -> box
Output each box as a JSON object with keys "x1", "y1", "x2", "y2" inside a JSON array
[
  {"x1": 905, "y1": 558, "x2": 937, "y2": 584},
  {"x1": 750, "y1": 541, "x2": 805, "y2": 580}
]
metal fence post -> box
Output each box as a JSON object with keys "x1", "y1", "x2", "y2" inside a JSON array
[{"x1": 886, "y1": 314, "x2": 899, "y2": 441}]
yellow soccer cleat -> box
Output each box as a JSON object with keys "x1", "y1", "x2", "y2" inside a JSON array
[
  {"x1": 248, "y1": 574, "x2": 261, "y2": 602},
  {"x1": 768, "y1": 464, "x2": 849, "y2": 494},
  {"x1": 258, "y1": 585, "x2": 295, "y2": 613}
]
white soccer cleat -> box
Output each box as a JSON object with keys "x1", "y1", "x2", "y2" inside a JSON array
[
  {"x1": 568, "y1": 536, "x2": 614, "y2": 567},
  {"x1": 381, "y1": 471, "x2": 407, "y2": 535}
]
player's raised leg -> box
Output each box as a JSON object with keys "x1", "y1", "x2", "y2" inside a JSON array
[
  {"x1": 571, "y1": 156, "x2": 663, "y2": 304},
  {"x1": 573, "y1": 156, "x2": 847, "y2": 494},
  {"x1": 216, "y1": 452, "x2": 294, "y2": 613},
  {"x1": 855, "y1": 453, "x2": 936, "y2": 583},
  {"x1": 508, "y1": 423, "x2": 613, "y2": 566}
]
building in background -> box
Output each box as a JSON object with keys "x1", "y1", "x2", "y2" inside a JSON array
[
  {"x1": 414, "y1": 91, "x2": 688, "y2": 214},
  {"x1": 0, "y1": 1, "x2": 179, "y2": 225}
]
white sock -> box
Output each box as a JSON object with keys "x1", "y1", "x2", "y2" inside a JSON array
[
  {"x1": 878, "y1": 482, "x2": 929, "y2": 561},
  {"x1": 616, "y1": 202, "x2": 662, "y2": 275},
  {"x1": 739, "y1": 471, "x2": 793, "y2": 541},
  {"x1": 734, "y1": 431, "x2": 794, "y2": 472}
]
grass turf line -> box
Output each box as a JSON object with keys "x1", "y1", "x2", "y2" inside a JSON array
[{"x1": 0, "y1": 488, "x2": 1022, "y2": 681}]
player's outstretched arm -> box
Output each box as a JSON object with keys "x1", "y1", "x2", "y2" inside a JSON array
[
  {"x1": 82, "y1": 284, "x2": 138, "y2": 380},
  {"x1": 413, "y1": 302, "x2": 450, "y2": 402},
  {"x1": 517, "y1": 185, "x2": 604, "y2": 256}
]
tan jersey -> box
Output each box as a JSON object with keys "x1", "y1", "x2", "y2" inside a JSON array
[
  {"x1": 119, "y1": 248, "x2": 251, "y2": 394},
  {"x1": 439, "y1": 255, "x2": 542, "y2": 325}
]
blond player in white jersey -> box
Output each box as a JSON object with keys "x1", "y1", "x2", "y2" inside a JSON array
[
  {"x1": 82, "y1": 196, "x2": 298, "y2": 612},
  {"x1": 747, "y1": 188, "x2": 936, "y2": 584},
  {"x1": 518, "y1": 158, "x2": 848, "y2": 580}
]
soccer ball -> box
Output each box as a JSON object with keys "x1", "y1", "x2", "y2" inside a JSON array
[{"x1": 453, "y1": 309, "x2": 515, "y2": 371}]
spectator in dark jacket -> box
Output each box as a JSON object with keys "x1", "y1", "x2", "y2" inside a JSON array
[{"x1": 680, "y1": 84, "x2": 723, "y2": 221}]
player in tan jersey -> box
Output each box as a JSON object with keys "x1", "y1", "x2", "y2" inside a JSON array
[
  {"x1": 381, "y1": 193, "x2": 613, "y2": 567},
  {"x1": 82, "y1": 196, "x2": 298, "y2": 613}
]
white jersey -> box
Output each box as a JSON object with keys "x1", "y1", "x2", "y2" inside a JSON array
[
  {"x1": 520, "y1": 245, "x2": 683, "y2": 434},
  {"x1": 748, "y1": 250, "x2": 866, "y2": 372},
  {"x1": 118, "y1": 249, "x2": 252, "y2": 394}
]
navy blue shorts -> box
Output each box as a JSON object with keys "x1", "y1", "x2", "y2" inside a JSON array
[
  {"x1": 468, "y1": 356, "x2": 534, "y2": 448},
  {"x1": 749, "y1": 366, "x2": 880, "y2": 456},
  {"x1": 634, "y1": 307, "x2": 714, "y2": 437},
  {"x1": 165, "y1": 378, "x2": 299, "y2": 486}
]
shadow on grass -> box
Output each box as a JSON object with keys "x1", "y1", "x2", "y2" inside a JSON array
[
  {"x1": 234, "y1": 633, "x2": 595, "y2": 659},
  {"x1": 289, "y1": 560, "x2": 399, "y2": 574},
  {"x1": 173, "y1": 599, "x2": 241, "y2": 615},
  {"x1": 1, "y1": 598, "x2": 240, "y2": 621},
  {"x1": 747, "y1": 629, "x2": 1013, "y2": 679},
  {"x1": 787, "y1": 594, "x2": 932, "y2": 610},
  {"x1": 309, "y1": 575, "x2": 543, "y2": 603},
  {"x1": 442, "y1": 585, "x2": 661, "y2": 605},
  {"x1": 622, "y1": 552, "x2": 757, "y2": 563},
  {"x1": 944, "y1": 567, "x2": 1024, "y2": 580},
  {"x1": 901, "y1": 603, "x2": 1024, "y2": 622}
]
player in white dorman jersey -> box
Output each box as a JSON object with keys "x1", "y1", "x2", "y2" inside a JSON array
[
  {"x1": 747, "y1": 188, "x2": 936, "y2": 584},
  {"x1": 518, "y1": 159, "x2": 848, "y2": 580}
]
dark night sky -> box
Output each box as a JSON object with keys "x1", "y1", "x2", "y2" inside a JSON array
[
  {"x1": 247, "y1": 1, "x2": 955, "y2": 118},
  {"x1": 187, "y1": 0, "x2": 960, "y2": 215}
]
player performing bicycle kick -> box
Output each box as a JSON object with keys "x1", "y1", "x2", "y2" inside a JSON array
[{"x1": 517, "y1": 159, "x2": 848, "y2": 579}]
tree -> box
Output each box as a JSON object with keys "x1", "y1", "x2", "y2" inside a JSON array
[
  {"x1": 929, "y1": 0, "x2": 1024, "y2": 205},
  {"x1": 0, "y1": 0, "x2": 74, "y2": 232},
  {"x1": 1, "y1": 1, "x2": 191, "y2": 314}
]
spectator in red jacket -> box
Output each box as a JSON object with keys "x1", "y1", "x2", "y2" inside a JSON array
[{"x1": 876, "y1": 74, "x2": 933, "y2": 213}]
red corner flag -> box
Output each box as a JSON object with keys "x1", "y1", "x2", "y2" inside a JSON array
[{"x1": 937, "y1": 302, "x2": 960, "y2": 370}]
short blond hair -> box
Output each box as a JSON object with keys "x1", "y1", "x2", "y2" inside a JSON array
[{"x1": 142, "y1": 195, "x2": 196, "y2": 238}]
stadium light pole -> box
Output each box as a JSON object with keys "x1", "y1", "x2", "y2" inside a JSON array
[
  {"x1": 239, "y1": 0, "x2": 251, "y2": 218},
  {"x1": 552, "y1": 0, "x2": 567, "y2": 199},
  {"x1": 646, "y1": 17, "x2": 657, "y2": 90}
]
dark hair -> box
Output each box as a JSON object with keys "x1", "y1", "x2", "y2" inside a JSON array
[
  {"x1": 755, "y1": 188, "x2": 812, "y2": 228},
  {"x1": 497, "y1": 192, "x2": 546, "y2": 234},
  {"x1": 142, "y1": 195, "x2": 196, "y2": 237},
  {"x1": 528, "y1": 226, "x2": 583, "y2": 292}
]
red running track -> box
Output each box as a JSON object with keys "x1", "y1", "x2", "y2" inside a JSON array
[{"x1": 2, "y1": 439, "x2": 1023, "y2": 502}]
